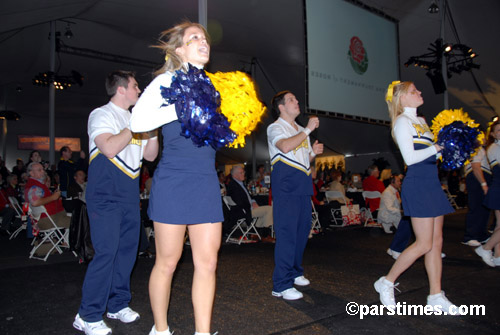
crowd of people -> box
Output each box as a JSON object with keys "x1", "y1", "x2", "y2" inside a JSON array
[
  {"x1": 0, "y1": 150, "x2": 88, "y2": 236},
  {"x1": 2, "y1": 20, "x2": 499, "y2": 335}
]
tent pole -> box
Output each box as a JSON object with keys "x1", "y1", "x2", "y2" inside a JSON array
[
  {"x1": 440, "y1": 0, "x2": 449, "y2": 110},
  {"x1": 198, "y1": 0, "x2": 207, "y2": 28},
  {"x1": 49, "y1": 21, "x2": 56, "y2": 165}
]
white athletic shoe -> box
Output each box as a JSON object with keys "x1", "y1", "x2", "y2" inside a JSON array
[
  {"x1": 73, "y1": 314, "x2": 112, "y2": 335},
  {"x1": 294, "y1": 275, "x2": 310, "y2": 286},
  {"x1": 106, "y1": 307, "x2": 140, "y2": 323},
  {"x1": 374, "y1": 276, "x2": 399, "y2": 311},
  {"x1": 427, "y1": 291, "x2": 458, "y2": 314},
  {"x1": 272, "y1": 287, "x2": 303, "y2": 300}
]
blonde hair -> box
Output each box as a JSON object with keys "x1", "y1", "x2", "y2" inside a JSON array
[
  {"x1": 385, "y1": 81, "x2": 414, "y2": 140},
  {"x1": 486, "y1": 120, "x2": 500, "y2": 149},
  {"x1": 152, "y1": 21, "x2": 211, "y2": 77}
]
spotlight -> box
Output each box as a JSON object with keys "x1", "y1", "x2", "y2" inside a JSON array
[
  {"x1": 64, "y1": 24, "x2": 73, "y2": 39},
  {"x1": 443, "y1": 43, "x2": 453, "y2": 53},
  {"x1": 428, "y1": 1, "x2": 439, "y2": 13}
]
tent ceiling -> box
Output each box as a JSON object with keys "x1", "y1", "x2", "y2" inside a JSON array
[{"x1": 1, "y1": 0, "x2": 499, "y2": 166}]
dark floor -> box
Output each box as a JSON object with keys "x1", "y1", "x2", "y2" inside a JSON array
[{"x1": 0, "y1": 210, "x2": 498, "y2": 335}]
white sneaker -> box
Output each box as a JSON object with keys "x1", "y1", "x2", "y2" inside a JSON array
[
  {"x1": 149, "y1": 325, "x2": 173, "y2": 335},
  {"x1": 73, "y1": 314, "x2": 112, "y2": 335},
  {"x1": 493, "y1": 257, "x2": 500, "y2": 267},
  {"x1": 386, "y1": 248, "x2": 401, "y2": 260},
  {"x1": 106, "y1": 307, "x2": 140, "y2": 323},
  {"x1": 272, "y1": 287, "x2": 303, "y2": 300},
  {"x1": 374, "y1": 276, "x2": 399, "y2": 310},
  {"x1": 474, "y1": 246, "x2": 495, "y2": 267},
  {"x1": 381, "y1": 223, "x2": 393, "y2": 234},
  {"x1": 461, "y1": 239, "x2": 481, "y2": 247},
  {"x1": 294, "y1": 275, "x2": 310, "y2": 286},
  {"x1": 427, "y1": 291, "x2": 458, "y2": 314}
]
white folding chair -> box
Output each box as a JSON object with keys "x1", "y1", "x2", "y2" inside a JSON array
[
  {"x1": 311, "y1": 199, "x2": 321, "y2": 234},
  {"x1": 324, "y1": 190, "x2": 347, "y2": 227},
  {"x1": 223, "y1": 196, "x2": 260, "y2": 244},
  {"x1": 362, "y1": 191, "x2": 382, "y2": 227},
  {"x1": 442, "y1": 185, "x2": 459, "y2": 209},
  {"x1": 28, "y1": 205, "x2": 74, "y2": 261},
  {"x1": 8, "y1": 197, "x2": 27, "y2": 240}
]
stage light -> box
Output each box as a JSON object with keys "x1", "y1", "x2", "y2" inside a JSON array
[
  {"x1": 64, "y1": 24, "x2": 73, "y2": 39},
  {"x1": 443, "y1": 44, "x2": 453, "y2": 53},
  {"x1": 32, "y1": 71, "x2": 82, "y2": 90}
]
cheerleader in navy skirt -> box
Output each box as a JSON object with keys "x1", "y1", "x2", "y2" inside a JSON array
[
  {"x1": 130, "y1": 22, "x2": 228, "y2": 335},
  {"x1": 374, "y1": 81, "x2": 457, "y2": 313},
  {"x1": 475, "y1": 120, "x2": 500, "y2": 267}
]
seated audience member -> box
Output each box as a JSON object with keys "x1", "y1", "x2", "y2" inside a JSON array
[
  {"x1": 254, "y1": 164, "x2": 264, "y2": 185},
  {"x1": 68, "y1": 170, "x2": 87, "y2": 199},
  {"x1": 4, "y1": 174, "x2": 23, "y2": 202},
  {"x1": 347, "y1": 173, "x2": 363, "y2": 191},
  {"x1": 27, "y1": 150, "x2": 43, "y2": 165},
  {"x1": 58, "y1": 146, "x2": 76, "y2": 198},
  {"x1": 218, "y1": 170, "x2": 227, "y2": 196},
  {"x1": 227, "y1": 165, "x2": 273, "y2": 237},
  {"x1": 327, "y1": 170, "x2": 351, "y2": 205},
  {"x1": 25, "y1": 162, "x2": 70, "y2": 233},
  {"x1": 378, "y1": 175, "x2": 402, "y2": 234},
  {"x1": 12, "y1": 158, "x2": 26, "y2": 180},
  {"x1": 311, "y1": 165, "x2": 333, "y2": 226},
  {"x1": 0, "y1": 156, "x2": 10, "y2": 181},
  {"x1": 0, "y1": 189, "x2": 21, "y2": 236},
  {"x1": 362, "y1": 165, "x2": 385, "y2": 212}
]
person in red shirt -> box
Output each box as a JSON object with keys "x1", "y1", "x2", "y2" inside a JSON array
[
  {"x1": 362, "y1": 165, "x2": 385, "y2": 212},
  {"x1": 24, "y1": 162, "x2": 70, "y2": 233}
]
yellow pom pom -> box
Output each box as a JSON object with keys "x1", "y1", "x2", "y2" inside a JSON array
[{"x1": 206, "y1": 71, "x2": 267, "y2": 148}]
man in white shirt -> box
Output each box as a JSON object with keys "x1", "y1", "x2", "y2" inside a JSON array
[
  {"x1": 267, "y1": 90, "x2": 323, "y2": 301},
  {"x1": 378, "y1": 175, "x2": 402, "y2": 234},
  {"x1": 73, "y1": 71, "x2": 158, "y2": 335}
]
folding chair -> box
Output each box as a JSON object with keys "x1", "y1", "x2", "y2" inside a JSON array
[
  {"x1": 324, "y1": 190, "x2": 347, "y2": 227},
  {"x1": 361, "y1": 191, "x2": 382, "y2": 227},
  {"x1": 311, "y1": 199, "x2": 321, "y2": 234},
  {"x1": 223, "y1": 196, "x2": 260, "y2": 244},
  {"x1": 442, "y1": 185, "x2": 459, "y2": 209},
  {"x1": 28, "y1": 205, "x2": 75, "y2": 261},
  {"x1": 8, "y1": 197, "x2": 27, "y2": 240}
]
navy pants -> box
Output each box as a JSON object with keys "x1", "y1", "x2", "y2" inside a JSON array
[
  {"x1": 389, "y1": 217, "x2": 412, "y2": 253},
  {"x1": 272, "y1": 194, "x2": 311, "y2": 292},
  {"x1": 78, "y1": 199, "x2": 140, "y2": 322},
  {"x1": 463, "y1": 173, "x2": 492, "y2": 242}
]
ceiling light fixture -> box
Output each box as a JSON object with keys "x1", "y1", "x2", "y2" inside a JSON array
[{"x1": 428, "y1": 1, "x2": 439, "y2": 14}]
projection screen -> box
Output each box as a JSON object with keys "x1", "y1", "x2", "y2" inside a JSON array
[{"x1": 305, "y1": 0, "x2": 399, "y2": 123}]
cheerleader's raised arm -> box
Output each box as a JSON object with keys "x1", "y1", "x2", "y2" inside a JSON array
[{"x1": 130, "y1": 73, "x2": 178, "y2": 133}]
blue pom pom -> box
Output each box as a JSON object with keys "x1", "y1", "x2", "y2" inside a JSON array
[
  {"x1": 436, "y1": 121, "x2": 480, "y2": 170},
  {"x1": 159, "y1": 64, "x2": 235, "y2": 149}
]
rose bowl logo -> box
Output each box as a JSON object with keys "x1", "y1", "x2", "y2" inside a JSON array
[{"x1": 348, "y1": 36, "x2": 368, "y2": 74}]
